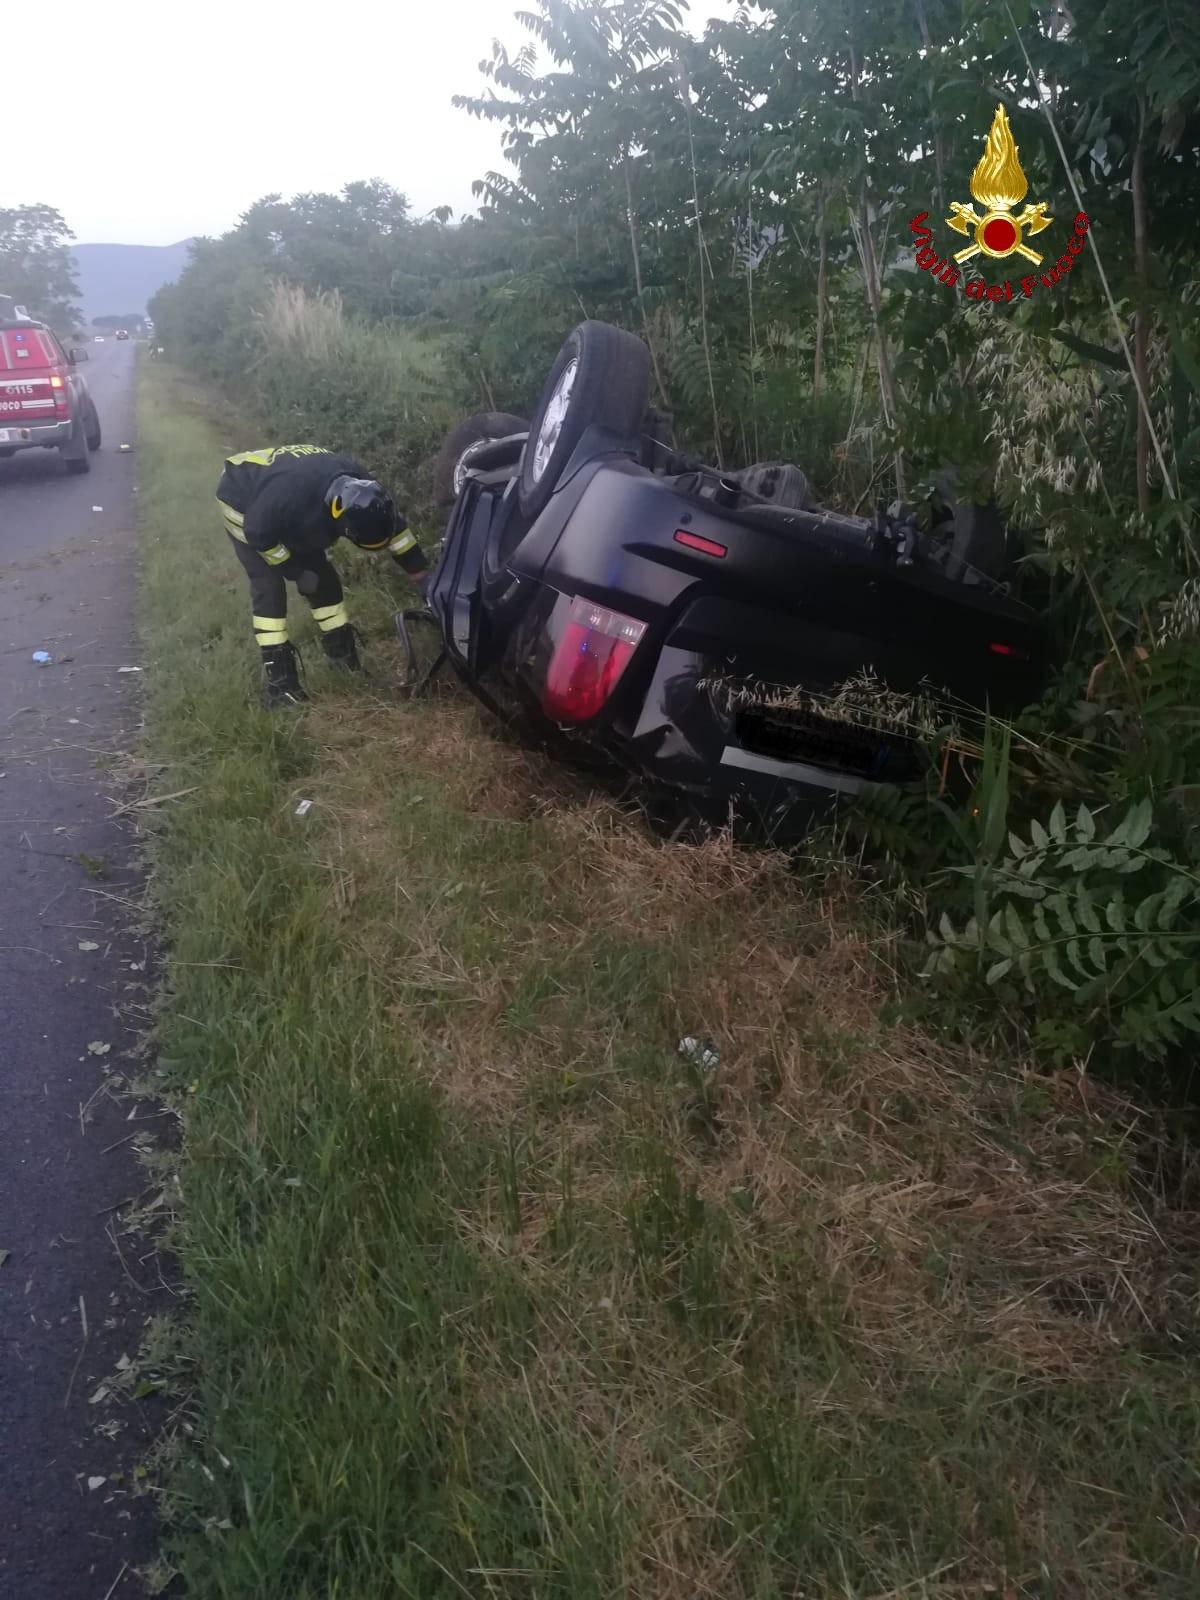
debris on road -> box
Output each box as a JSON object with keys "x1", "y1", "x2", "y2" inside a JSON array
[
  {"x1": 116, "y1": 666, "x2": 142, "y2": 674},
  {"x1": 32, "y1": 651, "x2": 52, "y2": 666},
  {"x1": 678, "y1": 1036, "x2": 720, "y2": 1071},
  {"x1": 87, "y1": 1041, "x2": 112, "y2": 1057},
  {"x1": 119, "y1": 444, "x2": 133, "y2": 453},
  {"x1": 91, "y1": 506, "x2": 103, "y2": 513},
  {"x1": 78, "y1": 941, "x2": 100, "y2": 952}
]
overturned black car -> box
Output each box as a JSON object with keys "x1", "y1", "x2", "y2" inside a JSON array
[{"x1": 405, "y1": 321, "x2": 1046, "y2": 837}]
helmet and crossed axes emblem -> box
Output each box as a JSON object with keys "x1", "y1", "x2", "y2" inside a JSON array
[{"x1": 946, "y1": 105, "x2": 1052, "y2": 265}]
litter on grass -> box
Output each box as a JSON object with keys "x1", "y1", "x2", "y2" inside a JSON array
[
  {"x1": 294, "y1": 799, "x2": 314, "y2": 818},
  {"x1": 678, "y1": 1036, "x2": 720, "y2": 1071}
]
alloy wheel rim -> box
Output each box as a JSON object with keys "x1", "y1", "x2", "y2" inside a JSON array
[{"x1": 531, "y1": 358, "x2": 578, "y2": 483}]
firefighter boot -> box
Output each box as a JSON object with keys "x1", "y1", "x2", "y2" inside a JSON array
[
  {"x1": 321, "y1": 622, "x2": 363, "y2": 673},
  {"x1": 260, "y1": 642, "x2": 309, "y2": 709}
]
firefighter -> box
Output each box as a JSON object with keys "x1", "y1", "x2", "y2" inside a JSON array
[{"x1": 216, "y1": 444, "x2": 430, "y2": 707}]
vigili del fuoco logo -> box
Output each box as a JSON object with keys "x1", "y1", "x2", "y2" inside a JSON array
[{"x1": 909, "y1": 105, "x2": 1090, "y2": 303}]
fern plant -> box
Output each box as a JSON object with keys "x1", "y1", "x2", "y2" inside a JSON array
[{"x1": 926, "y1": 797, "x2": 1200, "y2": 1060}]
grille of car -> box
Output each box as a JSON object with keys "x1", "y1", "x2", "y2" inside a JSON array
[{"x1": 734, "y1": 704, "x2": 921, "y2": 781}]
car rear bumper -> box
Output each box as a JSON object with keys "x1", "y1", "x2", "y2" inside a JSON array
[
  {"x1": 0, "y1": 419, "x2": 72, "y2": 449},
  {"x1": 498, "y1": 586, "x2": 928, "y2": 824},
  {"x1": 718, "y1": 745, "x2": 883, "y2": 797},
  {"x1": 621, "y1": 654, "x2": 922, "y2": 830}
]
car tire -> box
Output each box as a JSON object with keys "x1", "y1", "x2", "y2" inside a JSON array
[
  {"x1": 432, "y1": 412, "x2": 529, "y2": 510},
  {"x1": 61, "y1": 416, "x2": 91, "y2": 475},
  {"x1": 518, "y1": 321, "x2": 650, "y2": 520},
  {"x1": 84, "y1": 401, "x2": 101, "y2": 452}
]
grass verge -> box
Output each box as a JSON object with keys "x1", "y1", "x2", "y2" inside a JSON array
[{"x1": 138, "y1": 360, "x2": 1200, "y2": 1598}]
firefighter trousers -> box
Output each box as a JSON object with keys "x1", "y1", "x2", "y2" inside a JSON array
[{"x1": 228, "y1": 536, "x2": 348, "y2": 647}]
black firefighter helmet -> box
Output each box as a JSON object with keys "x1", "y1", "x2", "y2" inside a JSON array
[{"x1": 326, "y1": 475, "x2": 396, "y2": 549}]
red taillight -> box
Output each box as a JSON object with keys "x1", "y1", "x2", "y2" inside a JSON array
[
  {"x1": 674, "y1": 528, "x2": 727, "y2": 558},
  {"x1": 988, "y1": 641, "x2": 1029, "y2": 659},
  {"x1": 542, "y1": 596, "x2": 646, "y2": 724}
]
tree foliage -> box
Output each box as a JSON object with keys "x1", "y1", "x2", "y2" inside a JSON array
[{"x1": 0, "y1": 203, "x2": 81, "y2": 329}]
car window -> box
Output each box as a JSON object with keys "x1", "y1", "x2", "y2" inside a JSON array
[
  {"x1": 44, "y1": 332, "x2": 67, "y2": 364},
  {"x1": 1, "y1": 327, "x2": 41, "y2": 366}
]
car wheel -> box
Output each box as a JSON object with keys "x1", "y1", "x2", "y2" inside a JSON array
[
  {"x1": 432, "y1": 412, "x2": 529, "y2": 510},
  {"x1": 84, "y1": 402, "x2": 101, "y2": 452},
  {"x1": 61, "y1": 416, "x2": 91, "y2": 475},
  {"x1": 518, "y1": 321, "x2": 650, "y2": 520}
]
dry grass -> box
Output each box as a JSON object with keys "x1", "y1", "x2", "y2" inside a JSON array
[
  {"x1": 328, "y1": 687, "x2": 1191, "y2": 1371},
  {"x1": 294, "y1": 657, "x2": 1200, "y2": 1588}
]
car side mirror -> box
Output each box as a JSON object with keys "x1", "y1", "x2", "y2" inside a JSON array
[{"x1": 67, "y1": 348, "x2": 77, "y2": 365}]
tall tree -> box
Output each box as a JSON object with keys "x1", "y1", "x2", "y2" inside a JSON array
[{"x1": 0, "y1": 204, "x2": 81, "y2": 327}]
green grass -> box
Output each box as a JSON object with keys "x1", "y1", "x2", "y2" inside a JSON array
[{"x1": 138, "y1": 360, "x2": 1200, "y2": 1598}]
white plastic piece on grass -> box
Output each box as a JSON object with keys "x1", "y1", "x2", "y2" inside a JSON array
[
  {"x1": 678, "y1": 1036, "x2": 720, "y2": 1071},
  {"x1": 294, "y1": 799, "x2": 314, "y2": 818}
]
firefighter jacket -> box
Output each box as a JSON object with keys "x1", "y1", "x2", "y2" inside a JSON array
[{"x1": 216, "y1": 444, "x2": 427, "y2": 572}]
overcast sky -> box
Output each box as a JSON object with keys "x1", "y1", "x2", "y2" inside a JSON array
[{"x1": 11, "y1": 0, "x2": 735, "y2": 247}]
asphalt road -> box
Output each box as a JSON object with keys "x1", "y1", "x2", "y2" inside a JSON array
[{"x1": 0, "y1": 340, "x2": 164, "y2": 1597}]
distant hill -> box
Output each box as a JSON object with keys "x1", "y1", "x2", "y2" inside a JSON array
[{"x1": 71, "y1": 240, "x2": 193, "y2": 322}]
